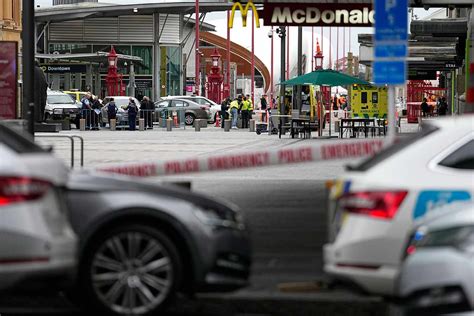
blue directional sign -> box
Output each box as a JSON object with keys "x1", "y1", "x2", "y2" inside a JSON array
[
  {"x1": 374, "y1": 43, "x2": 408, "y2": 59},
  {"x1": 374, "y1": 0, "x2": 408, "y2": 42},
  {"x1": 373, "y1": 61, "x2": 406, "y2": 85}
]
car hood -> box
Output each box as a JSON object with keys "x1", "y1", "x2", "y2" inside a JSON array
[{"x1": 66, "y1": 170, "x2": 238, "y2": 211}]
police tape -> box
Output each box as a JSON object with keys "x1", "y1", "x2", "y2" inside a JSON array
[{"x1": 97, "y1": 139, "x2": 386, "y2": 177}]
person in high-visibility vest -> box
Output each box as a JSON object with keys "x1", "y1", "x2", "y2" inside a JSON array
[
  {"x1": 241, "y1": 96, "x2": 249, "y2": 128},
  {"x1": 246, "y1": 94, "x2": 254, "y2": 125},
  {"x1": 229, "y1": 96, "x2": 241, "y2": 129}
]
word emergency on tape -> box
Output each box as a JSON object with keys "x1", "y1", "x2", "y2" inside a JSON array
[{"x1": 97, "y1": 139, "x2": 386, "y2": 177}]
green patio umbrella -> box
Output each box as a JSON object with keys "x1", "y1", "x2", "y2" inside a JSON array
[{"x1": 280, "y1": 69, "x2": 370, "y2": 86}]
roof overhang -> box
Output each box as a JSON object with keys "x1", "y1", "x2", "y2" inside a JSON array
[{"x1": 36, "y1": 51, "x2": 145, "y2": 67}]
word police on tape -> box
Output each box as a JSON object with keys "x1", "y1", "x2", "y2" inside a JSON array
[{"x1": 97, "y1": 139, "x2": 385, "y2": 177}]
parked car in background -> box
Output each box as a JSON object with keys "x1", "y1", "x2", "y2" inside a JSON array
[
  {"x1": 399, "y1": 202, "x2": 474, "y2": 315},
  {"x1": 101, "y1": 96, "x2": 141, "y2": 127},
  {"x1": 324, "y1": 116, "x2": 474, "y2": 296},
  {"x1": 63, "y1": 90, "x2": 89, "y2": 103},
  {"x1": 45, "y1": 90, "x2": 81, "y2": 123},
  {"x1": 0, "y1": 123, "x2": 77, "y2": 292},
  {"x1": 154, "y1": 98, "x2": 211, "y2": 126},
  {"x1": 161, "y1": 96, "x2": 220, "y2": 123},
  {"x1": 66, "y1": 171, "x2": 251, "y2": 315}
]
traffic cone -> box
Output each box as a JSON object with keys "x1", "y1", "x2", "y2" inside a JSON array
[{"x1": 215, "y1": 113, "x2": 220, "y2": 127}]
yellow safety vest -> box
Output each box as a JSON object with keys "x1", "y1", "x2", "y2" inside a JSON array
[
  {"x1": 241, "y1": 100, "x2": 249, "y2": 111},
  {"x1": 248, "y1": 99, "x2": 254, "y2": 111},
  {"x1": 230, "y1": 100, "x2": 240, "y2": 110}
]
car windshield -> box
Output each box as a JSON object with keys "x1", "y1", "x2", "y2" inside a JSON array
[
  {"x1": 48, "y1": 94, "x2": 75, "y2": 104},
  {"x1": 348, "y1": 123, "x2": 439, "y2": 171},
  {"x1": 111, "y1": 99, "x2": 132, "y2": 107}
]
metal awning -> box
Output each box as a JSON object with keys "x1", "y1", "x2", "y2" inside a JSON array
[{"x1": 36, "y1": 51, "x2": 145, "y2": 67}]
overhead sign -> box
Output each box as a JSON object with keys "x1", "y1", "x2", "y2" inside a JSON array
[
  {"x1": 261, "y1": 3, "x2": 374, "y2": 27},
  {"x1": 0, "y1": 41, "x2": 18, "y2": 120},
  {"x1": 41, "y1": 64, "x2": 87, "y2": 74},
  {"x1": 229, "y1": 1, "x2": 260, "y2": 29},
  {"x1": 373, "y1": 0, "x2": 408, "y2": 85},
  {"x1": 373, "y1": 61, "x2": 406, "y2": 85},
  {"x1": 408, "y1": 69, "x2": 436, "y2": 80}
]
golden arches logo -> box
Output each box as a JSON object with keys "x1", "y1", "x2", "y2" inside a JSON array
[{"x1": 228, "y1": 1, "x2": 260, "y2": 29}]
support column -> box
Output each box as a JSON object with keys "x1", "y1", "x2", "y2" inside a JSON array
[
  {"x1": 129, "y1": 62, "x2": 136, "y2": 98},
  {"x1": 296, "y1": 26, "x2": 302, "y2": 114},
  {"x1": 85, "y1": 65, "x2": 93, "y2": 92},
  {"x1": 74, "y1": 73, "x2": 81, "y2": 90},
  {"x1": 51, "y1": 74, "x2": 60, "y2": 90},
  {"x1": 94, "y1": 71, "x2": 101, "y2": 97},
  {"x1": 153, "y1": 13, "x2": 161, "y2": 100},
  {"x1": 64, "y1": 73, "x2": 71, "y2": 91}
]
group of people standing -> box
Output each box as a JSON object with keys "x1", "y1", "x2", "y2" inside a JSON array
[
  {"x1": 420, "y1": 97, "x2": 448, "y2": 117},
  {"x1": 220, "y1": 94, "x2": 254, "y2": 129}
]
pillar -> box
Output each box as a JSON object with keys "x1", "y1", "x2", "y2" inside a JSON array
[
  {"x1": 85, "y1": 64, "x2": 93, "y2": 92},
  {"x1": 129, "y1": 62, "x2": 136, "y2": 98},
  {"x1": 94, "y1": 71, "x2": 101, "y2": 97},
  {"x1": 3, "y1": 0, "x2": 13, "y2": 22},
  {"x1": 51, "y1": 73, "x2": 60, "y2": 90},
  {"x1": 74, "y1": 73, "x2": 81, "y2": 90},
  {"x1": 64, "y1": 73, "x2": 71, "y2": 91},
  {"x1": 153, "y1": 13, "x2": 161, "y2": 100}
]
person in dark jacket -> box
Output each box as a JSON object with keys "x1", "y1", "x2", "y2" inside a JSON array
[
  {"x1": 126, "y1": 98, "x2": 138, "y2": 130},
  {"x1": 80, "y1": 93, "x2": 92, "y2": 129},
  {"x1": 220, "y1": 97, "x2": 230, "y2": 129},
  {"x1": 90, "y1": 95, "x2": 101, "y2": 130},
  {"x1": 140, "y1": 96, "x2": 154, "y2": 129},
  {"x1": 107, "y1": 98, "x2": 118, "y2": 127},
  {"x1": 421, "y1": 98, "x2": 429, "y2": 117},
  {"x1": 438, "y1": 97, "x2": 448, "y2": 116},
  {"x1": 34, "y1": 61, "x2": 48, "y2": 122},
  {"x1": 260, "y1": 94, "x2": 268, "y2": 122}
]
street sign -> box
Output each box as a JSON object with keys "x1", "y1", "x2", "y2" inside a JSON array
[
  {"x1": 374, "y1": 43, "x2": 408, "y2": 58},
  {"x1": 373, "y1": 61, "x2": 406, "y2": 85},
  {"x1": 374, "y1": 0, "x2": 408, "y2": 42}
]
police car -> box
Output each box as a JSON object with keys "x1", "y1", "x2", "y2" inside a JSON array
[{"x1": 324, "y1": 116, "x2": 474, "y2": 296}]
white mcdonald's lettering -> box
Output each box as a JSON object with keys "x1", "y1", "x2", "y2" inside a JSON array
[
  {"x1": 271, "y1": 7, "x2": 375, "y2": 25},
  {"x1": 277, "y1": 147, "x2": 313, "y2": 164},
  {"x1": 208, "y1": 152, "x2": 270, "y2": 171},
  {"x1": 320, "y1": 140, "x2": 384, "y2": 160}
]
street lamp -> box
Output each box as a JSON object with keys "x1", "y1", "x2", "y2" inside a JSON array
[
  {"x1": 268, "y1": 28, "x2": 274, "y2": 109},
  {"x1": 208, "y1": 48, "x2": 223, "y2": 103},
  {"x1": 314, "y1": 39, "x2": 324, "y2": 71}
]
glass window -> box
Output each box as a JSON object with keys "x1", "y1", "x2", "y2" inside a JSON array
[
  {"x1": 372, "y1": 92, "x2": 378, "y2": 104},
  {"x1": 361, "y1": 92, "x2": 368, "y2": 104},
  {"x1": 160, "y1": 46, "x2": 181, "y2": 97},
  {"x1": 156, "y1": 100, "x2": 169, "y2": 108},
  {"x1": 439, "y1": 139, "x2": 474, "y2": 170},
  {"x1": 47, "y1": 94, "x2": 76, "y2": 104},
  {"x1": 171, "y1": 100, "x2": 186, "y2": 107}
]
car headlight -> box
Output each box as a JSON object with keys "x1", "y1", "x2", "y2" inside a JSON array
[
  {"x1": 194, "y1": 207, "x2": 245, "y2": 230},
  {"x1": 405, "y1": 225, "x2": 474, "y2": 257}
]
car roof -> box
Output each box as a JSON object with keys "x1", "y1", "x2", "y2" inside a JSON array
[
  {"x1": 416, "y1": 201, "x2": 474, "y2": 231},
  {"x1": 422, "y1": 115, "x2": 474, "y2": 132},
  {"x1": 157, "y1": 98, "x2": 200, "y2": 106}
]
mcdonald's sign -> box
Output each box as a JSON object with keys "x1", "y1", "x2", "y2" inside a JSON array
[{"x1": 228, "y1": 1, "x2": 260, "y2": 29}]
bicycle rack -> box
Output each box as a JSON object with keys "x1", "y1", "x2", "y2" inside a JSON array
[{"x1": 35, "y1": 135, "x2": 84, "y2": 168}]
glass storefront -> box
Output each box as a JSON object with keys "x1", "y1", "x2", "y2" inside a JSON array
[{"x1": 160, "y1": 46, "x2": 181, "y2": 97}]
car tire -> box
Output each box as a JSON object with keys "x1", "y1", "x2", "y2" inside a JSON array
[
  {"x1": 184, "y1": 113, "x2": 195, "y2": 126},
  {"x1": 78, "y1": 224, "x2": 182, "y2": 316}
]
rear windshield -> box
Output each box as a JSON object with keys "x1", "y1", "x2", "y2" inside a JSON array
[
  {"x1": 0, "y1": 124, "x2": 46, "y2": 153},
  {"x1": 348, "y1": 123, "x2": 439, "y2": 172}
]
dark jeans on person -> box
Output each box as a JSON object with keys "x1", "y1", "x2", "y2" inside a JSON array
[
  {"x1": 241, "y1": 110, "x2": 249, "y2": 128},
  {"x1": 129, "y1": 114, "x2": 137, "y2": 130}
]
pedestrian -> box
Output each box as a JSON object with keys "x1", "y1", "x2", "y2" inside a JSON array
[
  {"x1": 260, "y1": 94, "x2": 267, "y2": 122},
  {"x1": 80, "y1": 93, "x2": 92, "y2": 129},
  {"x1": 107, "y1": 98, "x2": 118, "y2": 127},
  {"x1": 90, "y1": 95, "x2": 101, "y2": 130},
  {"x1": 229, "y1": 97, "x2": 240, "y2": 129},
  {"x1": 220, "y1": 97, "x2": 230, "y2": 129},
  {"x1": 141, "y1": 96, "x2": 154, "y2": 129},
  {"x1": 34, "y1": 60, "x2": 48, "y2": 123},
  {"x1": 126, "y1": 98, "x2": 138, "y2": 130},
  {"x1": 438, "y1": 97, "x2": 448, "y2": 116},
  {"x1": 241, "y1": 96, "x2": 249, "y2": 129},
  {"x1": 421, "y1": 98, "x2": 429, "y2": 117},
  {"x1": 247, "y1": 94, "x2": 254, "y2": 124}
]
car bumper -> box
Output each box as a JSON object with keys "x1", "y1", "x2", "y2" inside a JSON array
[
  {"x1": 399, "y1": 248, "x2": 474, "y2": 313},
  {"x1": 198, "y1": 227, "x2": 251, "y2": 292},
  {"x1": 323, "y1": 243, "x2": 398, "y2": 296}
]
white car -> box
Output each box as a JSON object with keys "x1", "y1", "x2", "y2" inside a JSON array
[
  {"x1": 101, "y1": 96, "x2": 141, "y2": 127},
  {"x1": 324, "y1": 116, "x2": 474, "y2": 296},
  {"x1": 162, "y1": 95, "x2": 220, "y2": 122},
  {"x1": 0, "y1": 123, "x2": 77, "y2": 291},
  {"x1": 45, "y1": 90, "x2": 81, "y2": 122},
  {"x1": 398, "y1": 202, "x2": 474, "y2": 315}
]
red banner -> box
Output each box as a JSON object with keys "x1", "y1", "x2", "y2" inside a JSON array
[{"x1": 0, "y1": 42, "x2": 18, "y2": 120}]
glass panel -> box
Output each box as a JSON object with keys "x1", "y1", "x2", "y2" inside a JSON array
[
  {"x1": 171, "y1": 100, "x2": 185, "y2": 107},
  {"x1": 166, "y1": 46, "x2": 181, "y2": 96}
]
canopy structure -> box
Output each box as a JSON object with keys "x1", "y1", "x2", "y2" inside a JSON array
[{"x1": 280, "y1": 69, "x2": 370, "y2": 86}]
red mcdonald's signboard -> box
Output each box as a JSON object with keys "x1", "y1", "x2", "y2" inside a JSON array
[{"x1": 0, "y1": 41, "x2": 18, "y2": 120}]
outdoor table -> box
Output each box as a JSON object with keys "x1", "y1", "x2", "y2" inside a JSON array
[
  {"x1": 340, "y1": 118, "x2": 375, "y2": 138},
  {"x1": 271, "y1": 114, "x2": 292, "y2": 139},
  {"x1": 290, "y1": 118, "x2": 311, "y2": 139}
]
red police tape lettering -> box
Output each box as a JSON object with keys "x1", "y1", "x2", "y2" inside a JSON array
[
  {"x1": 208, "y1": 152, "x2": 270, "y2": 170},
  {"x1": 277, "y1": 147, "x2": 313, "y2": 164},
  {"x1": 320, "y1": 140, "x2": 384, "y2": 160},
  {"x1": 164, "y1": 159, "x2": 199, "y2": 174},
  {"x1": 100, "y1": 163, "x2": 157, "y2": 177}
]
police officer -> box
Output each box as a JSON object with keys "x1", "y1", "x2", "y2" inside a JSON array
[
  {"x1": 126, "y1": 98, "x2": 138, "y2": 130},
  {"x1": 247, "y1": 94, "x2": 254, "y2": 125},
  {"x1": 107, "y1": 98, "x2": 118, "y2": 127},
  {"x1": 241, "y1": 96, "x2": 249, "y2": 129},
  {"x1": 229, "y1": 97, "x2": 240, "y2": 129}
]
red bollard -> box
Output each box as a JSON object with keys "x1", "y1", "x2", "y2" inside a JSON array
[{"x1": 215, "y1": 113, "x2": 221, "y2": 127}]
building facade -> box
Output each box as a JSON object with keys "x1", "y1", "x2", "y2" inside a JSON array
[{"x1": 0, "y1": 0, "x2": 21, "y2": 42}]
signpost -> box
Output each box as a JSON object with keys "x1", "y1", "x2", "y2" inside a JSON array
[
  {"x1": 0, "y1": 42, "x2": 18, "y2": 120},
  {"x1": 373, "y1": 0, "x2": 408, "y2": 139}
]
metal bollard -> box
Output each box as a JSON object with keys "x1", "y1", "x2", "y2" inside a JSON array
[
  {"x1": 80, "y1": 119, "x2": 86, "y2": 131},
  {"x1": 249, "y1": 119, "x2": 256, "y2": 132},
  {"x1": 139, "y1": 118, "x2": 145, "y2": 131},
  {"x1": 224, "y1": 119, "x2": 231, "y2": 132},
  {"x1": 166, "y1": 118, "x2": 173, "y2": 131},
  {"x1": 110, "y1": 119, "x2": 116, "y2": 131},
  {"x1": 194, "y1": 119, "x2": 201, "y2": 132}
]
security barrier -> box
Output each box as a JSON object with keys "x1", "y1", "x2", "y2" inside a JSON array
[{"x1": 80, "y1": 109, "x2": 100, "y2": 130}]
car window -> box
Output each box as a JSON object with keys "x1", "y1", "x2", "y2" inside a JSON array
[
  {"x1": 193, "y1": 98, "x2": 212, "y2": 106},
  {"x1": 348, "y1": 123, "x2": 439, "y2": 172},
  {"x1": 0, "y1": 124, "x2": 46, "y2": 153},
  {"x1": 47, "y1": 94, "x2": 76, "y2": 104},
  {"x1": 66, "y1": 92, "x2": 77, "y2": 101},
  {"x1": 439, "y1": 139, "x2": 474, "y2": 170},
  {"x1": 156, "y1": 100, "x2": 169, "y2": 108},
  {"x1": 171, "y1": 100, "x2": 186, "y2": 107}
]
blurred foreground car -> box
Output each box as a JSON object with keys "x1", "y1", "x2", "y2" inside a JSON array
[
  {"x1": 154, "y1": 98, "x2": 211, "y2": 125},
  {"x1": 101, "y1": 96, "x2": 141, "y2": 127},
  {"x1": 399, "y1": 202, "x2": 474, "y2": 316},
  {"x1": 324, "y1": 116, "x2": 474, "y2": 296},
  {"x1": 0, "y1": 123, "x2": 77, "y2": 291},
  {"x1": 66, "y1": 172, "x2": 251, "y2": 315}
]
